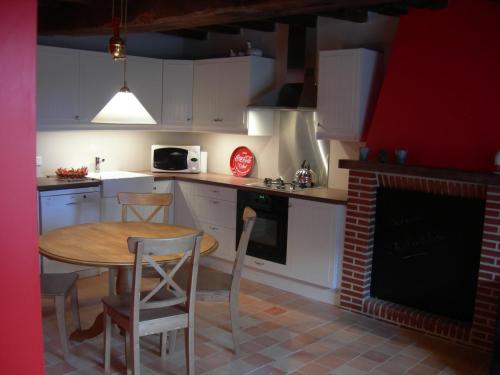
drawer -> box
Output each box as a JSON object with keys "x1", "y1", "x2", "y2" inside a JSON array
[
  {"x1": 201, "y1": 222, "x2": 236, "y2": 262},
  {"x1": 195, "y1": 196, "x2": 236, "y2": 229},
  {"x1": 194, "y1": 183, "x2": 236, "y2": 202},
  {"x1": 244, "y1": 255, "x2": 288, "y2": 276}
]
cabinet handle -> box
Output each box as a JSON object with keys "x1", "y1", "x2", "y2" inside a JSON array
[
  {"x1": 211, "y1": 190, "x2": 219, "y2": 193},
  {"x1": 65, "y1": 202, "x2": 81, "y2": 206},
  {"x1": 209, "y1": 226, "x2": 219, "y2": 231},
  {"x1": 153, "y1": 186, "x2": 157, "y2": 190},
  {"x1": 254, "y1": 261, "x2": 265, "y2": 266},
  {"x1": 75, "y1": 115, "x2": 80, "y2": 120},
  {"x1": 186, "y1": 118, "x2": 191, "y2": 122},
  {"x1": 211, "y1": 200, "x2": 219, "y2": 204},
  {"x1": 317, "y1": 123, "x2": 324, "y2": 128}
]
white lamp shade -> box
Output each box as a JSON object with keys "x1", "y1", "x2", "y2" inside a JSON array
[{"x1": 91, "y1": 88, "x2": 157, "y2": 124}]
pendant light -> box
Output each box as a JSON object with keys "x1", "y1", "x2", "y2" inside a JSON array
[{"x1": 92, "y1": 0, "x2": 156, "y2": 125}]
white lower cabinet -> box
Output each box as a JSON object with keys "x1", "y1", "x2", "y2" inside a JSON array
[
  {"x1": 286, "y1": 198, "x2": 346, "y2": 288},
  {"x1": 151, "y1": 180, "x2": 175, "y2": 223},
  {"x1": 174, "y1": 181, "x2": 237, "y2": 261}
]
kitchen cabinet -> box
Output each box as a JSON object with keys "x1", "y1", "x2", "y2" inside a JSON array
[
  {"x1": 39, "y1": 187, "x2": 100, "y2": 274},
  {"x1": 79, "y1": 51, "x2": 162, "y2": 125},
  {"x1": 286, "y1": 198, "x2": 345, "y2": 288},
  {"x1": 162, "y1": 60, "x2": 193, "y2": 129},
  {"x1": 37, "y1": 46, "x2": 80, "y2": 128},
  {"x1": 192, "y1": 56, "x2": 275, "y2": 134},
  {"x1": 316, "y1": 49, "x2": 382, "y2": 141},
  {"x1": 151, "y1": 180, "x2": 175, "y2": 223},
  {"x1": 173, "y1": 181, "x2": 237, "y2": 261}
]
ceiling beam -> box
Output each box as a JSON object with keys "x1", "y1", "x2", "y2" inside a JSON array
[
  {"x1": 319, "y1": 8, "x2": 369, "y2": 23},
  {"x1": 229, "y1": 20, "x2": 276, "y2": 32},
  {"x1": 273, "y1": 15, "x2": 317, "y2": 28},
  {"x1": 39, "y1": 0, "x2": 407, "y2": 36},
  {"x1": 159, "y1": 29, "x2": 208, "y2": 41},
  {"x1": 194, "y1": 25, "x2": 241, "y2": 35},
  {"x1": 369, "y1": 3, "x2": 409, "y2": 17}
]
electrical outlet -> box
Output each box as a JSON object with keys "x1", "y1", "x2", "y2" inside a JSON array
[{"x1": 36, "y1": 156, "x2": 42, "y2": 167}]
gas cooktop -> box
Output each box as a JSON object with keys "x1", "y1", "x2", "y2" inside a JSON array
[{"x1": 245, "y1": 177, "x2": 314, "y2": 192}]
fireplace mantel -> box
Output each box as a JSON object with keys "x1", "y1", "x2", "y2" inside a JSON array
[{"x1": 339, "y1": 159, "x2": 500, "y2": 186}]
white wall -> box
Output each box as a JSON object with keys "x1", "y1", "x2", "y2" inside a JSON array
[{"x1": 36, "y1": 129, "x2": 279, "y2": 179}]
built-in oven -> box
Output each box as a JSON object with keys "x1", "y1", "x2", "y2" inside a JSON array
[
  {"x1": 151, "y1": 145, "x2": 201, "y2": 173},
  {"x1": 236, "y1": 190, "x2": 289, "y2": 265}
]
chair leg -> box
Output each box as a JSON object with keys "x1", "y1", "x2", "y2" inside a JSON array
[
  {"x1": 160, "y1": 332, "x2": 168, "y2": 359},
  {"x1": 125, "y1": 332, "x2": 132, "y2": 375},
  {"x1": 54, "y1": 295, "x2": 70, "y2": 360},
  {"x1": 70, "y1": 286, "x2": 81, "y2": 330},
  {"x1": 108, "y1": 268, "x2": 116, "y2": 296},
  {"x1": 169, "y1": 330, "x2": 177, "y2": 355},
  {"x1": 229, "y1": 297, "x2": 240, "y2": 356},
  {"x1": 184, "y1": 326, "x2": 195, "y2": 375},
  {"x1": 103, "y1": 311, "x2": 112, "y2": 372},
  {"x1": 131, "y1": 331, "x2": 140, "y2": 375}
]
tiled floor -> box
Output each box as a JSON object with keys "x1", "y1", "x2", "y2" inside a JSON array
[{"x1": 42, "y1": 271, "x2": 491, "y2": 375}]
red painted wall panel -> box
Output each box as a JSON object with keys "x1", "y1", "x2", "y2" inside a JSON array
[
  {"x1": 0, "y1": 1, "x2": 44, "y2": 373},
  {"x1": 366, "y1": 0, "x2": 500, "y2": 171}
]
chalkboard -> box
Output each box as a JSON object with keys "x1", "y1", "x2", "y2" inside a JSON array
[{"x1": 371, "y1": 187, "x2": 485, "y2": 322}]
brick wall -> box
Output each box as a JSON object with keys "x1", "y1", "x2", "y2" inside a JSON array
[{"x1": 340, "y1": 170, "x2": 499, "y2": 350}]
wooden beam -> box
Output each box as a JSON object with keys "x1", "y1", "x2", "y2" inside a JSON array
[
  {"x1": 369, "y1": 3, "x2": 408, "y2": 17},
  {"x1": 273, "y1": 15, "x2": 317, "y2": 28},
  {"x1": 194, "y1": 25, "x2": 241, "y2": 35},
  {"x1": 230, "y1": 20, "x2": 276, "y2": 32},
  {"x1": 158, "y1": 30, "x2": 208, "y2": 41},
  {"x1": 38, "y1": 0, "x2": 406, "y2": 36},
  {"x1": 319, "y1": 8, "x2": 369, "y2": 23}
]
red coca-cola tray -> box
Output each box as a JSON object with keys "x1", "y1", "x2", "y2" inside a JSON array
[{"x1": 230, "y1": 146, "x2": 254, "y2": 177}]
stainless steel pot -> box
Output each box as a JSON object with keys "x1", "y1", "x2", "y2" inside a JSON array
[{"x1": 294, "y1": 160, "x2": 315, "y2": 187}]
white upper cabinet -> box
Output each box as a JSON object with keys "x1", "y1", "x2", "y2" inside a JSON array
[
  {"x1": 37, "y1": 46, "x2": 80, "y2": 127},
  {"x1": 192, "y1": 56, "x2": 275, "y2": 134},
  {"x1": 162, "y1": 60, "x2": 193, "y2": 129},
  {"x1": 317, "y1": 49, "x2": 382, "y2": 141}
]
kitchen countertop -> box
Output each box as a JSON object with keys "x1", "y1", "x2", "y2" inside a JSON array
[
  {"x1": 37, "y1": 172, "x2": 347, "y2": 205},
  {"x1": 37, "y1": 176, "x2": 101, "y2": 191}
]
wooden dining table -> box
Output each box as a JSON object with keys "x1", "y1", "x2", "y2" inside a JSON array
[{"x1": 39, "y1": 221, "x2": 218, "y2": 342}]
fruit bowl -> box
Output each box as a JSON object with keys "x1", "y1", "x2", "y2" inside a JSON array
[{"x1": 55, "y1": 167, "x2": 88, "y2": 179}]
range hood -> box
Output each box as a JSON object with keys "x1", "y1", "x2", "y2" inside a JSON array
[{"x1": 248, "y1": 26, "x2": 317, "y2": 111}]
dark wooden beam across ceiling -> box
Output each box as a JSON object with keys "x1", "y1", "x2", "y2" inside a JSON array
[
  {"x1": 319, "y1": 8, "x2": 369, "y2": 23},
  {"x1": 38, "y1": 0, "x2": 408, "y2": 36}
]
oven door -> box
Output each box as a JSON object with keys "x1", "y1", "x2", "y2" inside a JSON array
[{"x1": 236, "y1": 191, "x2": 288, "y2": 265}]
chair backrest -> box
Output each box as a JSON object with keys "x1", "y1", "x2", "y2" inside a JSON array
[
  {"x1": 230, "y1": 207, "x2": 257, "y2": 296},
  {"x1": 118, "y1": 192, "x2": 173, "y2": 224},
  {"x1": 127, "y1": 231, "x2": 203, "y2": 327}
]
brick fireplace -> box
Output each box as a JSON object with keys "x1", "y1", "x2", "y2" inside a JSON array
[{"x1": 339, "y1": 160, "x2": 500, "y2": 350}]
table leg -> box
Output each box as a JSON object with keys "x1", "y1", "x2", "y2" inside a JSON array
[{"x1": 70, "y1": 267, "x2": 133, "y2": 342}]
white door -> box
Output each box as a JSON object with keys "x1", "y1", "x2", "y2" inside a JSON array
[
  {"x1": 317, "y1": 50, "x2": 359, "y2": 141},
  {"x1": 127, "y1": 55, "x2": 163, "y2": 124},
  {"x1": 37, "y1": 46, "x2": 80, "y2": 127},
  {"x1": 162, "y1": 60, "x2": 193, "y2": 128},
  {"x1": 286, "y1": 199, "x2": 338, "y2": 287},
  {"x1": 216, "y1": 59, "x2": 249, "y2": 130},
  {"x1": 79, "y1": 50, "x2": 122, "y2": 123},
  {"x1": 192, "y1": 61, "x2": 219, "y2": 128}
]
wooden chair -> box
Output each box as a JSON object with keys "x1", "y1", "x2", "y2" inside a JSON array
[
  {"x1": 40, "y1": 273, "x2": 81, "y2": 360},
  {"x1": 102, "y1": 231, "x2": 203, "y2": 375},
  {"x1": 172, "y1": 207, "x2": 256, "y2": 356},
  {"x1": 108, "y1": 192, "x2": 174, "y2": 295}
]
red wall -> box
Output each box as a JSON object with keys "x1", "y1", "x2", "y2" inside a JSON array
[
  {"x1": 366, "y1": 0, "x2": 500, "y2": 171},
  {"x1": 0, "y1": 1, "x2": 44, "y2": 373}
]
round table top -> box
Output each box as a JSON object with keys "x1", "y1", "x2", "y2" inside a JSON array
[{"x1": 39, "y1": 222, "x2": 218, "y2": 267}]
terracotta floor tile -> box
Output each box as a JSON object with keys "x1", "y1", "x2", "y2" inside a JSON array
[
  {"x1": 45, "y1": 361, "x2": 77, "y2": 375},
  {"x1": 296, "y1": 362, "x2": 331, "y2": 375},
  {"x1": 407, "y1": 363, "x2": 440, "y2": 375},
  {"x1": 315, "y1": 353, "x2": 348, "y2": 369},
  {"x1": 289, "y1": 349, "x2": 318, "y2": 364},
  {"x1": 346, "y1": 356, "x2": 379, "y2": 372},
  {"x1": 330, "y1": 364, "x2": 368, "y2": 375},
  {"x1": 264, "y1": 306, "x2": 288, "y2": 316},
  {"x1": 360, "y1": 350, "x2": 390, "y2": 363},
  {"x1": 247, "y1": 364, "x2": 287, "y2": 375},
  {"x1": 241, "y1": 352, "x2": 274, "y2": 367}
]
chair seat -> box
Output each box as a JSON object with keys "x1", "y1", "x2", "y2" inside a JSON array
[
  {"x1": 102, "y1": 290, "x2": 186, "y2": 322},
  {"x1": 41, "y1": 273, "x2": 78, "y2": 296},
  {"x1": 174, "y1": 265, "x2": 231, "y2": 301}
]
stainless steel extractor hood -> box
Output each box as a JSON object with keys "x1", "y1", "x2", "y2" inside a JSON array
[{"x1": 248, "y1": 26, "x2": 316, "y2": 111}]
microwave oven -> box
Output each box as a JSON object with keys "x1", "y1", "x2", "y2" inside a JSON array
[{"x1": 151, "y1": 145, "x2": 201, "y2": 173}]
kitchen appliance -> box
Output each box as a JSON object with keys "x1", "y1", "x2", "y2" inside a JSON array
[
  {"x1": 246, "y1": 177, "x2": 312, "y2": 192},
  {"x1": 236, "y1": 190, "x2": 288, "y2": 265},
  {"x1": 294, "y1": 160, "x2": 315, "y2": 187},
  {"x1": 151, "y1": 145, "x2": 201, "y2": 173},
  {"x1": 39, "y1": 186, "x2": 101, "y2": 274}
]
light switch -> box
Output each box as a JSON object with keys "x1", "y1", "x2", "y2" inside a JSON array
[{"x1": 36, "y1": 156, "x2": 42, "y2": 166}]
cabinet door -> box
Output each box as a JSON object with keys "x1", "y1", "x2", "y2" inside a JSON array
[
  {"x1": 37, "y1": 46, "x2": 80, "y2": 127},
  {"x1": 201, "y1": 222, "x2": 236, "y2": 262},
  {"x1": 152, "y1": 180, "x2": 175, "y2": 223},
  {"x1": 287, "y1": 199, "x2": 340, "y2": 287},
  {"x1": 79, "y1": 50, "x2": 122, "y2": 123},
  {"x1": 162, "y1": 60, "x2": 193, "y2": 128},
  {"x1": 173, "y1": 181, "x2": 199, "y2": 228},
  {"x1": 194, "y1": 196, "x2": 236, "y2": 229},
  {"x1": 216, "y1": 59, "x2": 249, "y2": 130},
  {"x1": 127, "y1": 55, "x2": 163, "y2": 124},
  {"x1": 317, "y1": 50, "x2": 360, "y2": 141},
  {"x1": 192, "y1": 61, "x2": 219, "y2": 128}
]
